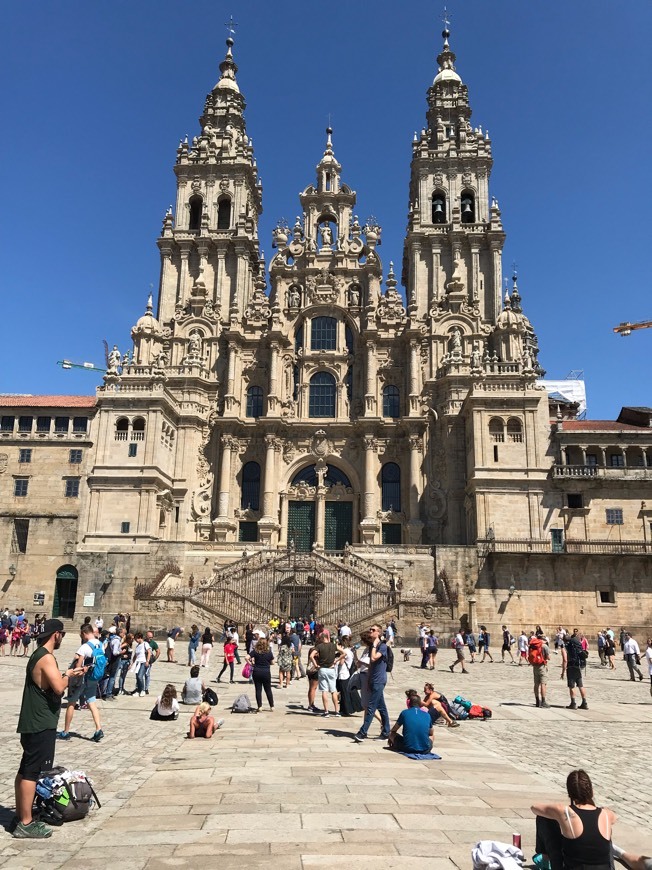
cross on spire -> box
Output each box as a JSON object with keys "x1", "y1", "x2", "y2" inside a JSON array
[
  {"x1": 442, "y1": 7, "x2": 451, "y2": 29},
  {"x1": 224, "y1": 15, "x2": 238, "y2": 38}
]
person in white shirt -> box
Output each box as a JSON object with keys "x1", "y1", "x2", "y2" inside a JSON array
[
  {"x1": 518, "y1": 631, "x2": 529, "y2": 666},
  {"x1": 623, "y1": 633, "x2": 644, "y2": 681},
  {"x1": 339, "y1": 623, "x2": 352, "y2": 639},
  {"x1": 95, "y1": 617, "x2": 104, "y2": 630},
  {"x1": 385, "y1": 622, "x2": 395, "y2": 647},
  {"x1": 130, "y1": 631, "x2": 151, "y2": 696},
  {"x1": 57, "y1": 624, "x2": 104, "y2": 742},
  {"x1": 150, "y1": 684, "x2": 180, "y2": 721},
  {"x1": 449, "y1": 631, "x2": 468, "y2": 674}
]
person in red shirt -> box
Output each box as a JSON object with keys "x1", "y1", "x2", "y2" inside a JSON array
[{"x1": 216, "y1": 639, "x2": 237, "y2": 683}]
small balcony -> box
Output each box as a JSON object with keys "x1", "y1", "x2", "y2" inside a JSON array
[{"x1": 553, "y1": 464, "x2": 651, "y2": 480}]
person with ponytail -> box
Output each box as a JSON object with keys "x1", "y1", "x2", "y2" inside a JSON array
[{"x1": 531, "y1": 769, "x2": 615, "y2": 869}]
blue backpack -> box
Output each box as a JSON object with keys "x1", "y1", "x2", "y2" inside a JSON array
[{"x1": 88, "y1": 641, "x2": 108, "y2": 681}]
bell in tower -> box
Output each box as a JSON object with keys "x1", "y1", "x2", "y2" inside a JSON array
[{"x1": 432, "y1": 192, "x2": 446, "y2": 224}]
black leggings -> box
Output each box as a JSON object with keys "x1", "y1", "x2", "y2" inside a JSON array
[
  {"x1": 217, "y1": 661, "x2": 234, "y2": 681},
  {"x1": 253, "y1": 670, "x2": 274, "y2": 709}
]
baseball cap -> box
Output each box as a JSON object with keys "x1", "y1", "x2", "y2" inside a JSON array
[{"x1": 40, "y1": 618, "x2": 65, "y2": 640}]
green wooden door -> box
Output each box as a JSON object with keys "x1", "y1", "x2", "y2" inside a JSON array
[
  {"x1": 288, "y1": 501, "x2": 315, "y2": 552},
  {"x1": 53, "y1": 567, "x2": 78, "y2": 618},
  {"x1": 325, "y1": 501, "x2": 353, "y2": 551}
]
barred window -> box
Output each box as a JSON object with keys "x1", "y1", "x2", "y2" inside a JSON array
[
  {"x1": 311, "y1": 317, "x2": 337, "y2": 351},
  {"x1": 241, "y1": 461, "x2": 261, "y2": 511},
  {"x1": 606, "y1": 508, "x2": 623, "y2": 525},
  {"x1": 381, "y1": 463, "x2": 401, "y2": 512},
  {"x1": 309, "y1": 372, "x2": 336, "y2": 417},
  {"x1": 383, "y1": 385, "x2": 400, "y2": 418},
  {"x1": 246, "y1": 386, "x2": 264, "y2": 418}
]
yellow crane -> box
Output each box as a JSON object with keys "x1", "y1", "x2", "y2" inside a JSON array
[{"x1": 613, "y1": 320, "x2": 652, "y2": 337}]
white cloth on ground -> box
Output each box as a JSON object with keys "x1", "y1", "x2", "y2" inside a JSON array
[{"x1": 472, "y1": 840, "x2": 524, "y2": 870}]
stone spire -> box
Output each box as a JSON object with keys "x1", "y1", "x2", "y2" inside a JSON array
[
  {"x1": 316, "y1": 127, "x2": 342, "y2": 194},
  {"x1": 199, "y1": 36, "x2": 247, "y2": 137}
]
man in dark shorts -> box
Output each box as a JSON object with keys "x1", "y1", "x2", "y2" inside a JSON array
[{"x1": 14, "y1": 618, "x2": 86, "y2": 839}]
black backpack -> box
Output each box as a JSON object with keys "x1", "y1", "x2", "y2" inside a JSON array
[
  {"x1": 565, "y1": 637, "x2": 583, "y2": 668},
  {"x1": 384, "y1": 645, "x2": 394, "y2": 674},
  {"x1": 203, "y1": 687, "x2": 218, "y2": 706},
  {"x1": 35, "y1": 767, "x2": 100, "y2": 825}
]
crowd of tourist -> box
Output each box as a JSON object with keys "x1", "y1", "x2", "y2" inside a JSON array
[{"x1": 8, "y1": 603, "x2": 652, "y2": 853}]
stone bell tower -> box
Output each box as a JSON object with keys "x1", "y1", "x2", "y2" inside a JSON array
[
  {"x1": 401, "y1": 26, "x2": 548, "y2": 545},
  {"x1": 79, "y1": 36, "x2": 267, "y2": 551}
]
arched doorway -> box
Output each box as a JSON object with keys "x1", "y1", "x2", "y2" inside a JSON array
[
  {"x1": 286, "y1": 463, "x2": 354, "y2": 552},
  {"x1": 52, "y1": 565, "x2": 78, "y2": 618}
]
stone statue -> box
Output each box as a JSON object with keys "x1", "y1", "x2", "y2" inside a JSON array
[
  {"x1": 470, "y1": 343, "x2": 481, "y2": 370},
  {"x1": 154, "y1": 348, "x2": 169, "y2": 368},
  {"x1": 320, "y1": 223, "x2": 333, "y2": 247},
  {"x1": 121, "y1": 350, "x2": 132, "y2": 368},
  {"x1": 450, "y1": 328, "x2": 462, "y2": 353},
  {"x1": 188, "y1": 333, "x2": 202, "y2": 358},
  {"x1": 288, "y1": 286, "x2": 300, "y2": 308},
  {"x1": 107, "y1": 345, "x2": 122, "y2": 373},
  {"x1": 349, "y1": 285, "x2": 360, "y2": 307}
]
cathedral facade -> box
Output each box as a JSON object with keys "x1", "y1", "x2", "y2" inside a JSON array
[{"x1": 3, "y1": 29, "x2": 651, "y2": 635}]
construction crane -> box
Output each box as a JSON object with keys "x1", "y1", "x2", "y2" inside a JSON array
[{"x1": 613, "y1": 320, "x2": 652, "y2": 337}]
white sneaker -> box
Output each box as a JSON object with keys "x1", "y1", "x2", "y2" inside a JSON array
[
  {"x1": 139, "y1": 691, "x2": 146, "y2": 697},
  {"x1": 216, "y1": 718, "x2": 225, "y2": 729}
]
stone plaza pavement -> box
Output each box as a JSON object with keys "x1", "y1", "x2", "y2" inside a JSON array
[{"x1": 0, "y1": 636, "x2": 650, "y2": 869}]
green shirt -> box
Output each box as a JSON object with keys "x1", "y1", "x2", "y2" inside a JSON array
[
  {"x1": 147, "y1": 640, "x2": 159, "y2": 662},
  {"x1": 17, "y1": 646, "x2": 62, "y2": 734}
]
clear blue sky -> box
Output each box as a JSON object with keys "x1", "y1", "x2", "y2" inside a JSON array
[{"x1": 1, "y1": 1, "x2": 650, "y2": 418}]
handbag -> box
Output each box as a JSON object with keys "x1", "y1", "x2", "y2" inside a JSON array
[{"x1": 242, "y1": 662, "x2": 252, "y2": 679}]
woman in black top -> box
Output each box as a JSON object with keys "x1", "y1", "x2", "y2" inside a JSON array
[
  {"x1": 531, "y1": 769, "x2": 615, "y2": 870},
  {"x1": 248, "y1": 637, "x2": 275, "y2": 712}
]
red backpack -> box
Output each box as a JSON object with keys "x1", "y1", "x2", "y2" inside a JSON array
[{"x1": 528, "y1": 637, "x2": 546, "y2": 666}]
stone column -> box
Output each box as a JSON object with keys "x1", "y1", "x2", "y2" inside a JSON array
[
  {"x1": 279, "y1": 493, "x2": 288, "y2": 546},
  {"x1": 215, "y1": 250, "x2": 226, "y2": 309},
  {"x1": 491, "y1": 241, "x2": 502, "y2": 322},
  {"x1": 225, "y1": 343, "x2": 237, "y2": 413},
  {"x1": 217, "y1": 435, "x2": 234, "y2": 518},
  {"x1": 315, "y1": 491, "x2": 325, "y2": 549},
  {"x1": 408, "y1": 340, "x2": 419, "y2": 415},
  {"x1": 259, "y1": 434, "x2": 281, "y2": 546},
  {"x1": 430, "y1": 240, "x2": 442, "y2": 308},
  {"x1": 470, "y1": 244, "x2": 480, "y2": 303},
  {"x1": 262, "y1": 435, "x2": 278, "y2": 518},
  {"x1": 365, "y1": 341, "x2": 377, "y2": 415},
  {"x1": 178, "y1": 247, "x2": 190, "y2": 307},
  {"x1": 268, "y1": 342, "x2": 279, "y2": 412},
  {"x1": 407, "y1": 434, "x2": 424, "y2": 544},
  {"x1": 360, "y1": 435, "x2": 379, "y2": 544}
]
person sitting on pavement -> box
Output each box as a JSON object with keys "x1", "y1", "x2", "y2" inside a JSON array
[
  {"x1": 612, "y1": 846, "x2": 652, "y2": 870},
  {"x1": 150, "y1": 684, "x2": 180, "y2": 721},
  {"x1": 387, "y1": 694, "x2": 435, "y2": 754},
  {"x1": 420, "y1": 683, "x2": 460, "y2": 728},
  {"x1": 181, "y1": 665, "x2": 205, "y2": 704},
  {"x1": 531, "y1": 768, "x2": 615, "y2": 870},
  {"x1": 187, "y1": 702, "x2": 223, "y2": 738}
]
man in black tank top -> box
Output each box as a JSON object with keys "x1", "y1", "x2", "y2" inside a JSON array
[{"x1": 13, "y1": 619, "x2": 86, "y2": 839}]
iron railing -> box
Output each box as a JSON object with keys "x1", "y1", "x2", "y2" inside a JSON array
[{"x1": 478, "y1": 537, "x2": 650, "y2": 555}]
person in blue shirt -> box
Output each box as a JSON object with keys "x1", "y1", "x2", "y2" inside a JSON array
[
  {"x1": 353, "y1": 624, "x2": 391, "y2": 743},
  {"x1": 387, "y1": 695, "x2": 434, "y2": 753}
]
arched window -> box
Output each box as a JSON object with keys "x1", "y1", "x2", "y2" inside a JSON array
[
  {"x1": 345, "y1": 367, "x2": 353, "y2": 402},
  {"x1": 188, "y1": 195, "x2": 203, "y2": 230},
  {"x1": 345, "y1": 325, "x2": 354, "y2": 355},
  {"x1": 246, "y1": 386, "x2": 264, "y2": 418},
  {"x1": 381, "y1": 463, "x2": 401, "y2": 512},
  {"x1": 131, "y1": 417, "x2": 146, "y2": 441},
  {"x1": 489, "y1": 418, "x2": 504, "y2": 443},
  {"x1": 432, "y1": 191, "x2": 446, "y2": 224},
  {"x1": 292, "y1": 365, "x2": 299, "y2": 401},
  {"x1": 311, "y1": 316, "x2": 337, "y2": 351},
  {"x1": 461, "y1": 190, "x2": 475, "y2": 223},
  {"x1": 292, "y1": 464, "x2": 351, "y2": 488},
  {"x1": 507, "y1": 417, "x2": 523, "y2": 443},
  {"x1": 382, "y1": 385, "x2": 400, "y2": 418},
  {"x1": 217, "y1": 196, "x2": 231, "y2": 230},
  {"x1": 295, "y1": 324, "x2": 303, "y2": 352},
  {"x1": 115, "y1": 417, "x2": 129, "y2": 441},
  {"x1": 241, "y1": 461, "x2": 261, "y2": 511},
  {"x1": 309, "y1": 372, "x2": 336, "y2": 417}
]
